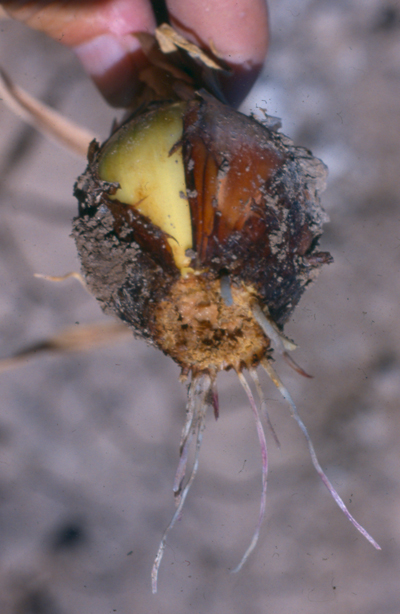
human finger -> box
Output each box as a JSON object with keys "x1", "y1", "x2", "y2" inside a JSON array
[
  {"x1": 166, "y1": 0, "x2": 269, "y2": 106},
  {"x1": 1, "y1": 0, "x2": 156, "y2": 107}
]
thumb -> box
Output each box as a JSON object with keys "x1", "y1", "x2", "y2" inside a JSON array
[{"x1": 1, "y1": 0, "x2": 156, "y2": 107}]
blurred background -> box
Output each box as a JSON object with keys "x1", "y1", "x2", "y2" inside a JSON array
[{"x1": 0, "y1": 0, "x2": 399, "y2": 612}]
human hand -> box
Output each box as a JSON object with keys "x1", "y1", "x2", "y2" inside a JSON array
[{"x1": 1, "y1": 0, "x2": 269, "y2": 107}]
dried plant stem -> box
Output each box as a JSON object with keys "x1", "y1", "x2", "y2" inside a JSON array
[
  {"x1": 155, "y1": 24, "x2": 224, "y2": 70},
  {"x1": 34, "y1": 271, "x2": 87, "y2": 290},
  {"x1": 0, "y1": 68, "x2": 95, "y2": 157},
  {"x1": 261, "y1": 358, "x2": 381, "y2": 550},
  {"x1": 152, "y1": 373, "x2": 211, "y2": 594},
  {"x1": 232, "y1": 371, "x2": 269, "y2": 573},
  {"x1": 0, "y1": 322, "x2": 131, "y2": 373}
]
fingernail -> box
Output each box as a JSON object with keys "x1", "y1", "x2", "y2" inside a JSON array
[
  {"x1": 74, "y1": 33, "x2": 146, "y2": 108},
  {"x1": 74, "y1": 32, "x2": 140, "y2": 78},
  {"x1": 220, "y1": 64, "x2": 263, "y2": 108}
]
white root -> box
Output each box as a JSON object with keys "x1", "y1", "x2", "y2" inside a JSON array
[
  {"x1": 252, "y1": 303, "x2": 312, "y2": 378},
  {"x1": 261, "y1": 358, "x2": 381, "y2": 551},
  {"x1": 220, "y1": 274, "x2": 234, "y2": 306},
  {"x1": 250, "y1": 368, "x2": 280, "y2": 449},
  {"x1": 232, "y1": 371, "x2": 269, "y2": 573},
  {"x1": 152, "y1": 373, "x2": 211, "y2": 593},
  {"x1": 173, "y1": 381, "x2": 197, "y2": 497},
  {"x1": 252, "y1": 303, "x2": 296, "y2": 353}
]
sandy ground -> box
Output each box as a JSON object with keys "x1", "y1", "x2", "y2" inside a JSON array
[{"x1": 0, "y1": 1, "x2": 399, "y2": 612}]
